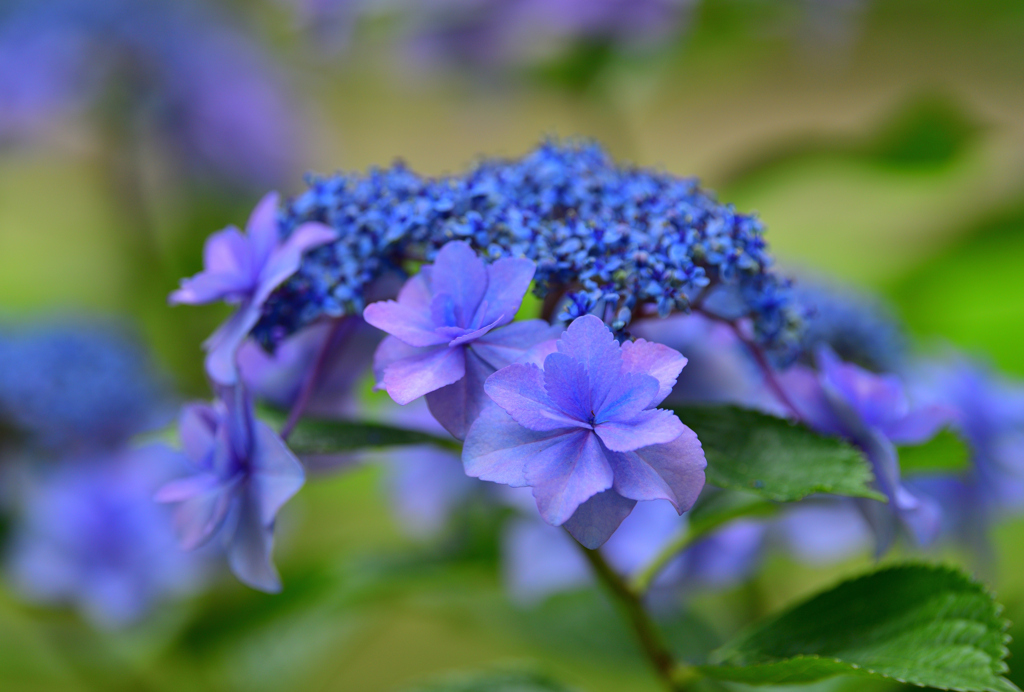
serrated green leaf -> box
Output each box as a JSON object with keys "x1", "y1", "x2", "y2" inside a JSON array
[
  {"x1": 674, "y1": 406, "x2": 884, "y2": 502},
  {"x1": 268, "y1": 412, "x2": 458, "y2": 455},
  {"x1": 400, "y1": 669, "x2": 578, "y2": 692},
  {"x1": 699, "y1": 564, "x2": 1018, "y2": 692}
]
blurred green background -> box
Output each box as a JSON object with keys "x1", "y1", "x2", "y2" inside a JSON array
[{"x1": 1, "y1": 0, "x2": 1023, "y2": 690}]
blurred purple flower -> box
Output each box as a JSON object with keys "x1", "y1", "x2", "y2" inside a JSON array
[
  {"x1": 464, "y1": 315, "x2": 706, "y2": 548},
  {"x1": 772, "y1": 499, "x2": 873, "y2": 565},
  {"x1": 778, "y1": 346, "x2": 952, "y2": 550},
  {"x1": 0, "y1": 0, "x2": 303, "y2": 188},
  {"x1": 6, "y1": 445, "x2": 203, "y2": 628},
  {"x1": 171, "y1": 192, "x2": 336, "y2": 385},
  {"x1": 364, "y1": 240, "x2": 556, "y2": 439},
  {"x1": 156, "y1": 386, "x2": 304, "y2": 593}
]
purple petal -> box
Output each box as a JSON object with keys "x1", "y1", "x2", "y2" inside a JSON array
[
  {"x1": 161, "y1": 475, "x2": 236, "y2": 550},
  {"x1": 556, "y1": 316, "x2": 622, "y2": 411},
  {"x1": 563, "y1": 489, "x2": 637, "y2": 549},
  {"x1": 429, "y1": 241, "x2": 487, "y2": 327},
  {"x1": 170, "y1": 228, "x2": 253, "y2": 304},
  {"x1": 883, "y1": 404, "x2": 954, "y2": 445},
  {"x1": 609, "y1": 426, "x2": 706, "y2": 512},
  {"x1": 447, "y1": 315, "x2": 505, "y2": 347},
  {"x1": 382, "y1": 345, "x2": 466, "y2": 405},
  {"x1": 373, "y1": 335, "x2": 423, "y2": 385},
  {"x1": 485, "y1": 362, "x2": 581, "y2": 432},
  {"x1": 817, "y1": 346, "x2": 907, "y2": 429},
  {"x1": 777, "y1": 500, "x2": 872, "y2": 565},
  {"x1": 619, "y1": 339, "x2": 687, "y2": 407},
  {"x1": 204, "y1": 301, "x2": 263, "y2": 385},
  {"x1": 776, "y1": 364, "x2": 844, "y2": 434},
  {"x1": 397, "y1": 273, "x2": 433, "y2": 312},
  {"x1": 179, "y1": 403, "x2": 218, "y2": 465},
  {"x1": 503, "y1": 518, "x2": 591, "y2": 604},
  {"x1": 543, "y1": 352, "x2": 595, "y2": 423},
  {"x1": 595, "y1": 408, "x2": 685, "y2": 453},
  {"x1": 364, "y1": 299, "x2": 449, "y2": 347},
  {"x1": 526, "y1": 431, "x2": 614, "y2": 526},
  {"x1": 154, "y1": 472, "x2": 221, "y2": 503},
  {"x1": 250, "y1": 421, "x2": 306, "y2": 526},
  {"x1": 463, "y1": 403, "x2": 567, "y2": 486},
  {"x1": 425, "y1": 348, "x2": 495, "y2": 440},
  {"x1": 476, "y1": 257, "x2": 536, "y2": 327},
  {"x1": 246, "y1": 192, "x2": 281, "y2": 270},
  {"x1": 472, "y1": 320, "x2": 562, "y2": 371},
  {"x1": 594, "y1": 371, "x2": 661, "y2": 423},
  {"x1": 384, "y1": 445, "x2": 475, "y2": 538},
  {"x1": 224, "y1": 495, "x2": 281, "y2": 593},
  {"x1": 255, "y1": 221, "x2": 338, "y2": 305}
]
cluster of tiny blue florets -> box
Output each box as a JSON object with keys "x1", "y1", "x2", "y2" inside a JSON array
[{"x1": 254, "y1": 140, "x2": 802, "y2": 359}]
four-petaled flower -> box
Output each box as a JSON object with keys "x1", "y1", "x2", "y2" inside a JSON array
[
  {"x1": 779, "y1": 345, "x2": 952, "y2": 550},
  {"x1": 364, "y1": 240, "x2": 557, "y2": 439},
  {"x1": 462, "y1": 315, "x2": 707, "y2": 548},
  {"x1": 156, "y1": 385, "x2": 305, "y2": 593},
  {"x1": 170, "y1": 192, "x2": 337, "y2": 384}
]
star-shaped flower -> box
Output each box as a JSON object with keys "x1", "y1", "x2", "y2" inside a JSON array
[
  {"x1": 463, "y1": 315, "x2": 707, "y2": 548},
  {"x1": 170, "y1": 192, "x2": 337, "y2": 384}
]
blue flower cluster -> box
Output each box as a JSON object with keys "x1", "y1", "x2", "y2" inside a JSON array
[{"x1": 254, "y1": 140, "x2": 802, "y2": 360}]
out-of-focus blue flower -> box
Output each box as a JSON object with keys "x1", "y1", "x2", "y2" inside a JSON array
[
  {"x1": 171, "y1": 192, "x2": 337, "y2": 385},
  {"x1": 156, "y1": 386, "x2": 304, "y2": 593},
  {"x1": 255, "y1": 140, "x2": 802, "y2": 364},
  {"x1": 0, "y1": 0, "x2": 303, "y2": 188},
  {"x1": 779, "y1": 346, "x2": 952, "y2": 550},
  {"x1": 400, "y1": 0, "x2": 694, "y2": 70},
  {"x1": 364, "y1": 240, "x2": 556, "y2": 439},
  {"x1": 0, "y1": 322, "x2": 169, "y2": 452},
  {"x1": 6, "y1": 445, "x2": 203, "y2": 628},
  {"x1": 464, "y1": 315, "x2": 706, "y2": 548},
  {"x1": 772, "y1": 499, "x2": 873, "y2": 565},
  {"x1": 502, "y1": 490, "x2": 764, "y2": 604},
  {"x1": 791, "y1": 277, "x2": 907, "y2": 373}
]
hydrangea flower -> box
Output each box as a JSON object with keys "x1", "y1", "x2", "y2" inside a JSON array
[
  {"x1": 0, "y1": 0, "x2": 302, "y2": 188},
  {"x1": 255, "y1": 140, "x2": 802, "y2": 364},
  {"x1": 364, "y1": 240, "x2": 557, "y2": 439},
  {"x1": 778, "y1": 345, "x2": 952, "y2": 550},
  {"x1": 0, "y1": 321, "x2": 170, "y2": 452},
  {"x1": 156, "y1": 385, "x2": 305, "y2": 593},
  {"x1": 6, "y1": 446, "x2": 203, "y2": 628},
  {"x1": 463, "y1": 315, "x2": 706, "y2": 548},
  {"x1": 170, "y1": 192, "x2": 337, "y2": 385}
]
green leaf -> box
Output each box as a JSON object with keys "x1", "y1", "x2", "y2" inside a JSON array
[
  {"x1": 271, "y1": 413, "x2": 459, "y2": 456},
  {"x1": 699, "y1": 564, "x2": 1018, "y2": 692},
  {"x1": 400, "y1": 669, "x2": 578, "y2": 692},
  {"x1": 900, "y1": 428, "x2": 971, "y2": 476},
  {"x1": 674, "y1": 406, "x2": 884, "y2": 502}
]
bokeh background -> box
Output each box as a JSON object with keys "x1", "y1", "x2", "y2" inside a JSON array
[{"x1": 0, "y1": 0, "x2": 1023, "y2": 690}]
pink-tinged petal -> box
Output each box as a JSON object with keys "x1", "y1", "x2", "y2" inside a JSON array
[
  {"x1": 364, "y1": 299, "x2": 448, "y2": 347},
  {"x1": 543, "y1": 352, "x2": 594, "y2": 423},
  {"x1": 255, "y1": 221, "x2": 337, "y2": 305},
  {"x1": 179, "y1": 403, "x2": 218, "y2": 465},
  {"x1": 224, "y1": 495, "x2": 281, "y2": 593},
  {"x1": 594, "y1": 371, "x2": 661, "y2": 423},
  {"x1": 563, "y1": 490, "x2": 637, "y2": 549},
  {"x1": 883, "y1": 404, "x2": 955, "y2": 446},
  {"x1": 485, "y1": 362, "x2": 582, "y2": 432},
  {"x1": 425, "y1": 348, "x2": 494, "y2": 440},
  {"x1": 472, "y1": 320, "x2": 563, "y2": 370},
  {"x1": 526, "y1": 431, "x2": 614, "y2": 526},
  {"x1": 251, "y1": 421, "x2": 306, "y2": 526},
  {"x1": 204, "y1": 302, "x2": 263, "y2": 385},
  {"x1": 373, "y1": 335, "x2": 424, "y2": 386},
  {"x1": 382, "y1": 345, "x2": 466, "y2": 405},
  {"x1": 556, "y1": 316, "x2": 622, "y2": 411},
  {"x1": 620, "y1": 339, "x2": 687, "y2": 407},
  {"x1": 476, "y1": 257, "x2": 536, "y2": 327},
  {"x1": 463, "y1": 404, "x2": 567, "y2": 486},
  {"x1": 246, "y1": 192, "x2": 281, "y2": 270},
  {"x1": 595, "y1": 408, "x2": 685, "y2": 452},
  {"x1": 430, "y1": 241, "x2": 487, "y2": 326},
  {"x1": 610, "y1": 426, "x2": 707, "y2": 512}
]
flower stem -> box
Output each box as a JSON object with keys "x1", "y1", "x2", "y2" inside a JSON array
[
  {"x1": 573, "y1": 538, "x2": 697, "y2": 692},
  {"x1": 280, "y1": 317, "x2": 352, "y2": 441}
]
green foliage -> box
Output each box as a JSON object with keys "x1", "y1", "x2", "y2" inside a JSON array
[
  {"x1": 400, "y1": 669, "x2": 578, "y2": 692},
  {"x1": 674, "y1": 406, "x2": 884, "y2": 502},
  {"x1": 900, "y1": 429, "x2": 971, "y2": 476},
  {"x1": 699, "y1": 564, "x2": 1018, "y2": 692},
  {"x1": 268, "y1": 412, "x2": 459, "y2": 455}
]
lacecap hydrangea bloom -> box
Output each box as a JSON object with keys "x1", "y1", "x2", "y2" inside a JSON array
[
  {"x1": 364, "y1": 240, "x2": 557, "y2": 438},
  {"x1": 253, "y1": 140, "x2": 802, "y2": 364},
  {"x1": 156, "y1": 385, "x2": 304, "y2": 593},
  {"x1": 171, "y1": 192, "x2": 337, "y2": 384},
  {"x1": 464, "y1": 315, "x2": 706, "y2": 548}
]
